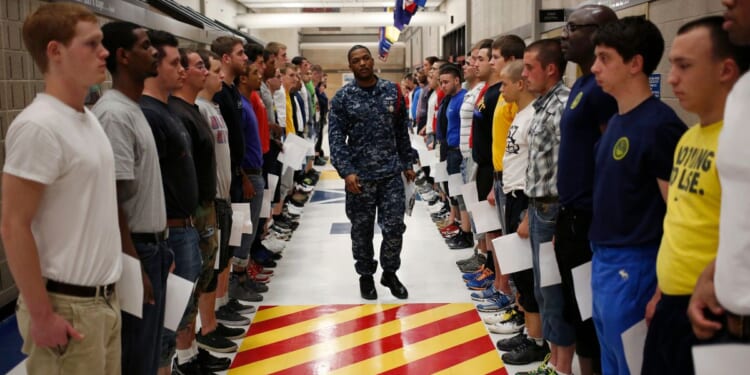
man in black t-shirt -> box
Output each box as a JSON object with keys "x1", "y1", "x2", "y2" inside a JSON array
[{"x1": 140, "y1": 30, "x2": 203, "y2": 374}]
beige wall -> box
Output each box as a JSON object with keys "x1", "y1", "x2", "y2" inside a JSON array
[{"x1": 403, "y1": 0, "x2": 728, "y2": 124}]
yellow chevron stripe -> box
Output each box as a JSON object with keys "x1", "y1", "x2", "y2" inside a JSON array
[
  {"x1": 328, "y1": 321, "x2": 489, "y2": 375},
  {"x1": 252, "y1": 305, "x2": 318, "y2": 323},
  {"x1": 432, "y1": 350, "x2": 504, "y2": 375},
  {"x1": 230, "y1": 303, "x2": 476, "y2": 374},
  {"x1": 239, "y1": 304, "x2": 399, "y2": 351}
]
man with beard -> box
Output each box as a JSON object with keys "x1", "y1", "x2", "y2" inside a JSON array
[
  {"x1": 95, "y1": 21, "x2": 169, "y2": 375},
  {"x1": 329, "y1": 45, "x2": 416, "y2": 300}
]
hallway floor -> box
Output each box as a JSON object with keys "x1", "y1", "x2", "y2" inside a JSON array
[{"x1": 3, "y1": 164, "x2": 553, "y2": 374}]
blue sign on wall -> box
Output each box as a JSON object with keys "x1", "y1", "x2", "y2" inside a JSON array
[{"x1": 649, "y1": 73, "x2": 661, "y2": 98}]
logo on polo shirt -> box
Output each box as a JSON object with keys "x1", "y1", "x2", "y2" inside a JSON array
[
  {"x1": 613, "y1": 137, "x2": 629, "y2": 160},
  {"x1": 570, "y1": 92, "x2": 583, "y2": 109}
]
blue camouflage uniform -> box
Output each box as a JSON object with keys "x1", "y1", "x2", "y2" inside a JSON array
[{"x1": 329, "y1": 77, "x2": 413, "y2": 276}]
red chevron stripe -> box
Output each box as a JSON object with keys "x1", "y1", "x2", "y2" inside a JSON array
[
  {"x1": 250, "y1": 304, "x2": 365, "y2": 334},
  {"x1": 231, "y1": 303, "x2": 446, "y2": 368},
  {"x1": 267, "y1": 308, "x2": 480, "y2": 375},
  {"x1": 379, "y1": 336, "x2": 506, "y2": 375}
]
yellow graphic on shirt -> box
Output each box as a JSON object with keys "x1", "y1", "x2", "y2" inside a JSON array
[
  {"x1": 570, "y1": 92, "x2": 583, "y2": 109},
  {"x1": 612, "y1": 137, "x2": 629, "y2": 160}
]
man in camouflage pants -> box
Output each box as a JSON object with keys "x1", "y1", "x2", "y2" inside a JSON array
[{"x1": 329, "y1": 45, "x2": 416, "y2": 300}]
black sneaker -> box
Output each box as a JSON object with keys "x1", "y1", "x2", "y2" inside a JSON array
[
  {"x1": 216, "y1": 305, "x2": 251, "y2": 326},
  {"x1": 496, "y1": 332, "x2": 529, "y2": 352},
  {"x1": 447, "y1": 233, "x2": 474, "y2": 249},
  {"x1": 225, "y1": 298, "x2": 256, "y2": 314},
  {"x1": 244, "y1": 278, "x2": 269, "y2": 293},
  {"x1": 215, "y1": 323, "x2": 246, "y2": 340},
  {"x1": 173, "y1": 357, "x2": 214, "y2": 375},
  {"x1": 196, "y1": 330, "x2": 238, "y2": 353},
  {"x1": 196, "y1": 348, "x2": 231, "y2": 372},
  {"x1": 501, "y1": 338, "x2": 550, "y2": 365}
]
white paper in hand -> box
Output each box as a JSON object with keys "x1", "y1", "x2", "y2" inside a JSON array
[
  {"x1": 403, "y1": 175, "x2": 416, "y2": 216},
  {"x1": 231, "y1": 203, "x2": 253, "y2": 234},
  {"x1": 539, "y1": 242, "x2": 562, "y2": 287},
  {"x1": 467, "y1": 201, "x2": 502, "y2": 234},
  {"x1": 622, "y1": 319, "x2": 648, "y2": 375},
  {"x1": 164, "y1": 273, "x2": 195, "y2": 331},
  {"x1": 461, "y1": 181, "x2": 479, "y2": 207},
  {"x1": 572, "y1": 261, "x2": 593, "y2": 321},
  {"x1": 447, "y1": 174, "x2": 464, "y2": 197},
  {"x1": 492, "y1": 233, "x2": 533, "y2": 274},
  {"x1": 118, "y1": 254, "x2": 144, "y2": 318},
  {"x1": 259, "y1": 189, "x2": 272, "y2": 219},
  {"x1": 693, "y1": 344, "x2": 750, "y2": 375},
  {"x1": 433, "y1": 161, "x2": 449, "y2": 183},
  {"x1": 214, "y1": 229, "x2": 221, "y2": 270},
  {"x1": 228, "y1": 210, "x2": 244, "y2": 247}
]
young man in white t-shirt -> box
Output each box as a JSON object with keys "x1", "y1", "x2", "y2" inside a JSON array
[{"x1": 1, "y1": 3, "x2": 122, "y2": 374}]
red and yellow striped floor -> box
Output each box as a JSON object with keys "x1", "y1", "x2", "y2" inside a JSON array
[{"x1": 228, "y1": 303, "x2": 508, "y2": 374}]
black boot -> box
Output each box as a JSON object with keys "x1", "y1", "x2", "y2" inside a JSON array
[
  {"x1": 359, "y1": 275, "x2": 377, "y2": 300},
  {"x1": 380, "y1": 272, "x2": 408, "y2": 299}
]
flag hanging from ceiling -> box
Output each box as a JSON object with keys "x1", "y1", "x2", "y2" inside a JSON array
[{"x1": 379, "y1": 0, "x2": 425, "y2": 60}]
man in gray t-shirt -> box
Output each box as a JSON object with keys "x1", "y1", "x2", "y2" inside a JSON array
[{"x1": 95, "y1": 21, "x2": 171, "y2": 375}]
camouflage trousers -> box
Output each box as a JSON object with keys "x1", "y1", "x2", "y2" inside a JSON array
[{"x1": 345, "y1": 173, "x2": 406, "y2": 276}]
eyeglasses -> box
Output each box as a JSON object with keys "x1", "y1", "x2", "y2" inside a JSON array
[{"x1": 563, "y1": 22, "x2": 599, "y2": 33}]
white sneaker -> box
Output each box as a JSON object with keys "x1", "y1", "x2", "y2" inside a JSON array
[
  {"x1": 286, "y1": 203, "x2": 304, "y2": 216},
  {"x1": 487, "y1": 313, "x2": 525, "y2": 334},
  {"x1": 420, "y1": 190, "x2": 437, "y2": 201},
  {"x1": 262, "y1": 237, "x2": 286, "y2": 253},
  {"x1": 482, "y1": 308, "x2": 517, "y2": 325}
]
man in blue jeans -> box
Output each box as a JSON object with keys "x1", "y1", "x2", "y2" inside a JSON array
[
  {"x1": 96, "y1": 21, "x2": 173, "y2": 375},
  {"x1": 139, "y1": 30, "x2": 205, "y2": 374},
  {"x1": 518, "y1": 38, "x2": 571, "y2": 375}
]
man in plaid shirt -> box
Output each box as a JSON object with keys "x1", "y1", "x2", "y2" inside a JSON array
[{"x1": 517, "y1": 38, "x2": 572, "y2": 375}]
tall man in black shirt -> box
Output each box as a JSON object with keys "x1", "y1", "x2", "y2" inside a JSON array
[
  {"x1": 139, "y1": 30, "x2": 202, "y2": 374},
  {"x1": 169, "y1": 48, "x2": 242, "y2": 371}
]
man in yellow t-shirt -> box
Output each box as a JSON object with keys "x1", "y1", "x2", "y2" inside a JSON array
[
  {"x1": 642, "y1": 16, "x2": 749, "y2": 374},
  {"x1": 280, "y1": 63, "x2": 298, "y2": 135}
]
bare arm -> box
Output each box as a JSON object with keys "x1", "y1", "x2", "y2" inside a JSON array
[
  {"x1": 657, "y1": 178, "x2": 669, "y2": 202},
  {"x1": 0, "y1": 173, "x2": 83, "y2": 347}
]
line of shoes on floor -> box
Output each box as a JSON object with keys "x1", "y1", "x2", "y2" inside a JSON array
[
  {"x1": 414, "y1": 171, "x2": 474, "y2": 250},
  {"x1": 456, "y1": 251, "x2": 555, "y2": 375},
  {"x1": 173, "y1": 168, "x2": 320, "y2": 375}
]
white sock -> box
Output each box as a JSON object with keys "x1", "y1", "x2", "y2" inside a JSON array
[
  {"x1": 530, "y1": 336, "x2": 544, "y2": 347},
  {"x1": 216, "y1": 294, "x2": 229, "y2": 309},
  {"x1": 176, "y1": 342, "x2": 199, "y2": 365},
  {"x1": 557, "y1": 371, "x2": 571, "y2": 375}
]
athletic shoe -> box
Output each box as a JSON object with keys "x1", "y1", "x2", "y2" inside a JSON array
[
  {"x1": 456, "y1": 251, "x2": 485, "y2": 265},
  {"x1": 458, "y1": 257, "x2": 485, "y2": 273},
  {"x1": 262, "y1": 237, "x2": 286, "y2": 253},
  {"x1": 482, "y1": 306, "x2": 518, "y2": 325},
  {"x1": 216, "y1": 305, "x2": 251, "y2": 326},
  {"x1": 466, "y1": 269, "x2": 495, "y2": 290},
  {"x1": 197, "y1": 348, "x2": 231, "y2": 372},
  {"x1": 228, "y1": 275, "x2": 263, "y2": 302},
  {"x1": 215, "y1": 323, "x2": 246, "y2": 340},
  {"x1": 507, "y1": 349, "x2": 552, "y2": 370},
  {"x1": 286, "y1": 202, "x2": 304, "y2": 216},
  {"x1": 496, "y1": 332, "x2": 529, "y2": 352},
  {"x1": 296, "y1": 182, "x2": 314, "y2": 193},
  {"x1": 447, "y1": 233, "x2": 474, "y2": 249},
  {"x1": 225, "y1": 298, "x2": 256, "y2": 314},
  {"x1": 173, "y1": 357, "x2": 212, "y2": 375},
  {"x1": 471, "y1": 285, "x2": 498, "y2": 302},
  {"x1": 488, "y1": 310, "x2": 525, "y2": 334},
  {"x1": 196, "y1": 330, "x2": 238, "y2": 353},
  {"x1": 476, "y1": 292, "x2": 514, "y2": 312},
  {"x1": 439, "y1": 224, "x2": 460, "y2": 235},
  {"x1": 462, "y1": 266, "x2": 487, "y2": 282},
  {"x1": 244, "y1": 278, "x2": 269, "y2": 293},
  {"x1": 249, "y1": 261, "x2": 274, "y2": 276}
]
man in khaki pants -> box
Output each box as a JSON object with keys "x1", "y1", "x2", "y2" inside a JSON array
[{"x1": 0, "y1": 3, "x2": 123, "y2": 373}]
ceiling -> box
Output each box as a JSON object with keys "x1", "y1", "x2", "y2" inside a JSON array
[{"x1": 239, "y1": 0, "x2": 444, "y2": 9}]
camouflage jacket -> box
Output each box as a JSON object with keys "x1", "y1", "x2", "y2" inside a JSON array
[{"x1": 329, "y1": 77, "x2": 413, "y2": 181}]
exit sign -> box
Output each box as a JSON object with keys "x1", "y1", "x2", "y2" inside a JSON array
[{"x1": 539, "y1": 9, "x2": 565, "y2": 23}]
